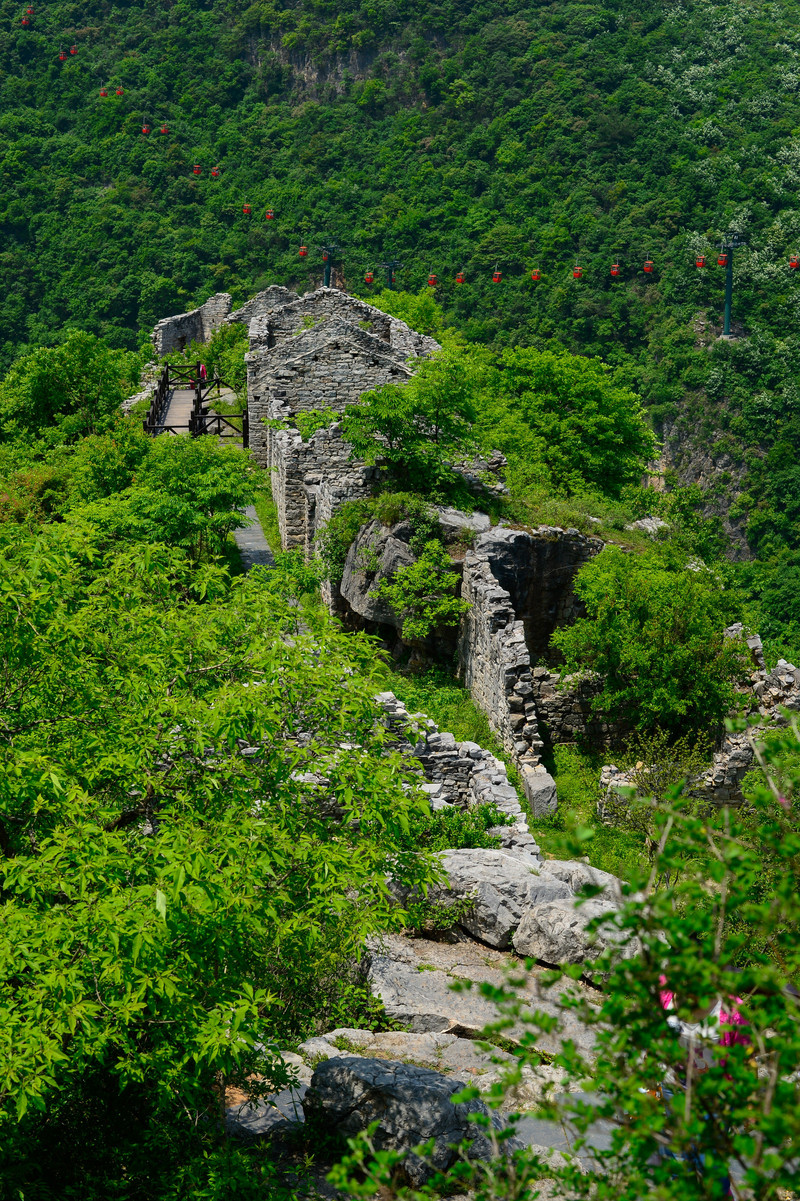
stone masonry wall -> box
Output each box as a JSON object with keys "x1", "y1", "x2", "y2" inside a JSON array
[
  {"x1": 226, "y1": 286, "x2": 299, "y2": 326},
  {"x1": 151, "y1": 292, "x2": 233, "y2": 355},
  {"x1": 246, "y1": 287, "x2": 436, "y2": 555},
  {"x1": 459, "y1": 533, "x2": 556, "y2": 818},
  {"x1": 377, "y1": 691, "x2": 542, "y2": 864}
]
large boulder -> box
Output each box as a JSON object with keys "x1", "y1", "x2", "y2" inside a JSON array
[
  {"x1": 367, "y1": 932, "x2": 598, "y2": 1058},
  {"x1": 302, "y1": 1056, "x2": 505, "y2": 1185},
  {"x1": 513, "y1": 897, "x2": 639, "y2": 966},
  {"x1": 432, "y1": 848, "x2": 571, "y2": 948},
  {"x1": 340, "y1": 519, "x2": 416, "y2": 626}
]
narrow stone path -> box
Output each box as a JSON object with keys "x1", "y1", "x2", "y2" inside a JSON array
[{"x1": 234, "y1": 506, "x2": 275, "y2": 571}]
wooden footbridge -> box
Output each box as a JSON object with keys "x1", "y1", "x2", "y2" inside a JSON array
[{"x1": 143, "y1": 363, "x2": 249, "y2": 446}]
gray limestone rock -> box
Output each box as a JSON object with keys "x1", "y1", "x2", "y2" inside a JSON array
[
  {"x1": 521, "y1": 767, "x2": 558, "y2": 817},
  {"x1": 302, "y1": 1056, "x2": 501, "y2": 1185},
  {"x1": 435, "y1": 506, "x2": 492, "y2": 541},
  {"x1": 513, "y1": 898, "x2": 640, "y2": 966},
  {"x1": 538, "y1": 860, "x2": 624, "y2": 902},
  {"x1": 367, "y1": 932, "x2": 598, "y2": 1058},
  {"x1": 340, "y1": 520, "x2": 417, "y2": 626},
  {"x1": 434, "y1": 849, "x2": 569, "y2": 948}
]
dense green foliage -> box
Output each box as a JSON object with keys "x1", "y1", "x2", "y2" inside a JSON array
[
  {"x1": 373, "y1": 538, "x2": 470, "y2": 639},
  {"x1": 552, "y1": 546, "x2": 747, "y2": 738},
  {"x1": 334, "y1": 732, "x2": 800, "y2": 1200}
]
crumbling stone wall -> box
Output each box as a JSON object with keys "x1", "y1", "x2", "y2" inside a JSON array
[
  {"x1": 246, "y1": 287, "x2": 436, "y2": 554},
  {"x1": 600, "y1": 650, "x2": 800, "y2": 810},
  {"x1": 226, "y1": 286, "x2": 299, "y2": 326},
  {"x1": 376, "y1": 692, "x2": 542, "y2": 863},
  {"x1": 151, "y1": 292, "x2": 233, "y2": 355},
  {"x1": 532, "y1": 667, "x2": 628, "y2": 749}
]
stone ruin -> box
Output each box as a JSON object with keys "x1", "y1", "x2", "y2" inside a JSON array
[
  {"x1": 151, "y1": 285, "x2": 783, "y2": 817},
  {"x1": 599, "y1": 628, "x2": 800, "y2": 811},
  {"x1": 244, "y1": 287, "x2": 439, "y2": 555}
]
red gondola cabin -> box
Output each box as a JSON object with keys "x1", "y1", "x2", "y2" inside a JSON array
[
  {"x1": 718, "y1": 252, "x2": 728, "y2": 267},
  {"x1": 492, "y1": 267, "x2": 502, "y2": 282},
  {"x1": 21, "y1": 17, "x2": 29, "y2": 24},
  {"x1": 242, "y1": 204, "x2": 251, "y2": 214},
  {"x1": 58, "y1": 49, "x2": 66, "y2": 60},
  {"x1": 99, "y1": 88, "x2": 108, "y2": 97},
  {"x1": 696, "y1": 255, "x2": 707, "y2": 268},
  {"x1": 531, "y1": 268, "x2": 541, "y2": 281},
  {"x1": 322, "y1": 250, "x2": 329, "y2": 262},
  {"x1": 70, "y1": 44, "x2": 77, "y2": 54},
  {"x1": 211, "y1": 166, "x2": 220, "y2": 178},
  {"x1": 456, "y1": 271, "x2": 465, "y2": 283},
  {"x1": 193, "y1": 164, "x2": 201, "y2": 175},
  {"x1": 142, "y1": 124, "x2": 150, "y2": 134},
  {"x1": 573, "y1": 265, "x2": 583, "y2": 278},
  {"x1": 790, "y1": 254, "x2": 800, "y2": 270},
  {"x1": 160, "y1": 124, "x2": 168, "y2": 134},
  {"x1": 116, "y1": 87, "x2": 123, "y2": 95},
  {"x1": 365, "y1": 270, "x2": 374, "y2": 283},
  {"x1": 427, "y1": 272, "x2": 437, "y2": 287},
  {"x1": 265, "y1": 208, "x2": 275, "y2": 220},
  {"x1": 299, "y1": 245, "x2": 308, "y2": 258},
  {"x1": 610, "y1": 262, "x2": 620, "y2": 277},
  {"x1": 644, "y1": 259, "x2": 654, "y2": 273}
]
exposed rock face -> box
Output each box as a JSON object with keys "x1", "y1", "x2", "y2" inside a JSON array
[
  {"x1": 513, "y1": 897, "x2": 640, "y2": 967},
  {"x1": 367, "y1": 932, "x2": 598, "y2": 1057},
  {"x1": 151, "y1": 292, "x2": 232, "y2": 355},
  {"x1": 413, "y1": 848, "x2": 570, "y2": 949},
  {"x1": 303, "y1": 1056, "x2": 504, "y2": 1185},
  {"x1": 340, "y1": 519, "x2": 418, "y2": 628}
]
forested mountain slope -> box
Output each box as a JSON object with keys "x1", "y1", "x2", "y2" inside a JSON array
[{"x1": 4, "y1": 0, "x2": 800, "y2": 550}]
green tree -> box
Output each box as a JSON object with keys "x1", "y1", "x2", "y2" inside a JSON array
[
  {"x1": 77, "y1": 435, "x2": 257, "y2": 562},
  {"x1": 0, "y1": 522, "x2": 437, "y2": 1196},
  {"x1": 341, "y1": 353, "x2": 477, "y2": 494},
  {"x1": 551, "y1": 547, "x2": 746, "y2": 739},
  {"x1": 373, "y1": 539, "x2": 469, "y2": 640},
  {"x1": 0, "y1": 331, "x2": 142, "y2": 440},
  {"x1": 475, "y1": 345, "x2": 658, "y2": 500}
]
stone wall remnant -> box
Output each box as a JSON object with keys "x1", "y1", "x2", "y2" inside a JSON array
[
  {"x1": 376, "y1": 691, "x2": 542, "y2": 863},
  {"x1": 151, "y1": 292, "x2": 232, "y2": 355},
  {"x1": 458, "y1": 526, "x2": 601, "y2": 809},
  {"x1": 599, "y1": 653, "x2": 800, "y2": 811},
  {"x1": 245, "y1": 288, "x2": 438, "y2": 555}
]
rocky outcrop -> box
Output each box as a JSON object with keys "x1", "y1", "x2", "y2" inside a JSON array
[
  {"x1": 426, "y1": 848, "x2": 571, "y2": 948},
  {"x1": 367, "y1": 932, "x2": 598, "y2": 1056},
  {"x1": 513, "y1": 897, "x2": 640, "y2": 967},
  {"x1": 303, "y1": 1056, "x2": 507, "y2": 1185},
  {"x1": 151, "y1": 292, "x2": 232, "y2": 355}
]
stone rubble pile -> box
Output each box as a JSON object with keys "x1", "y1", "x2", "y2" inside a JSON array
[{"x1": 375, "y1": 690, "x2": 542, "y2": 862}]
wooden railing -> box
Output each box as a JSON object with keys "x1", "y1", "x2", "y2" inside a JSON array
[{"x1": 143, "y1": 364, "x2": 248, "y2": 448}]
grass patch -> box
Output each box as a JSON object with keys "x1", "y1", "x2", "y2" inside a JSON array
[
  {"x1": 532, "y1": 744, "x2": 648, "y2": 881},
  {"x1": 254, "y1": 487, "x2": 282, "y2": 555}
]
